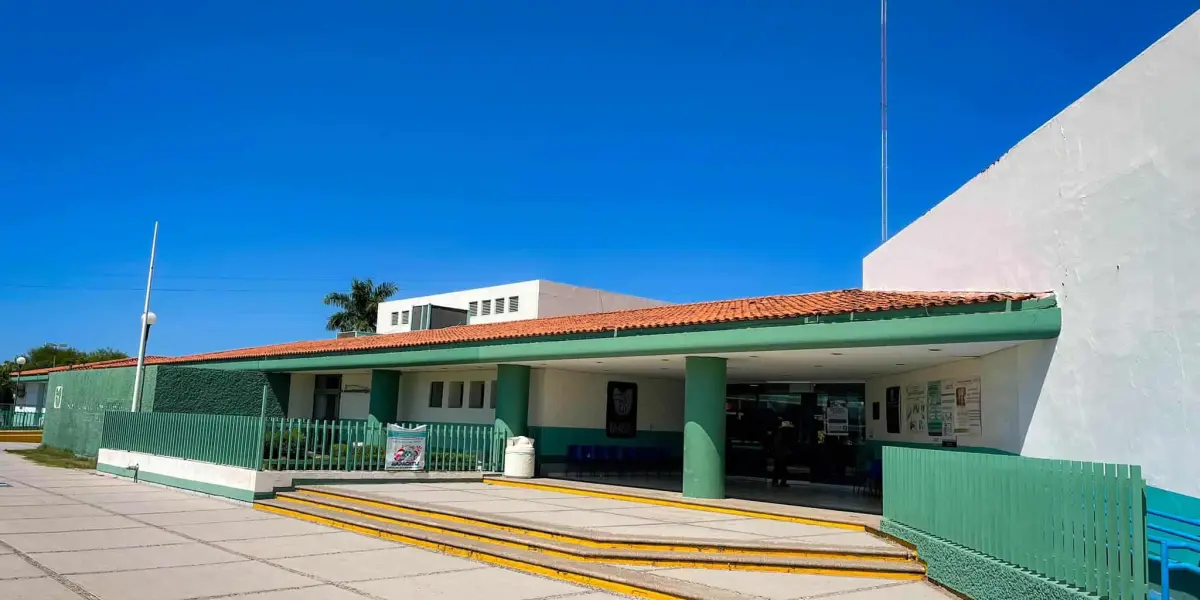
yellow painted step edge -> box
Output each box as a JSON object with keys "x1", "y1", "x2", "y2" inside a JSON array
[
  {"x1": 293, "y1": 489, "x2": 909, "y2": 563},
  {"x1": 256, "y1": 503, "x2": 685, "y2": 600},
  {"x1": 484, "y1": 478, "x2": 865, "y2": 532},
  {"x1": 270, "y1": 496, "x2": 921, "y2": 581}
]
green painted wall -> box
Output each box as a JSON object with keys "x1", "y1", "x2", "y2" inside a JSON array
[
  {"x1": 881, "y1": 520, "x2": 1090, "y2": 600},
  {"x1": 152, "y1": 366, "x2": 285, "y2": 417},
  {"x1": 529, "y1": 426, "x2": 683, "y2": 459},
  {"x1": 43, "y1": 366, "x2": 156, "y2": 457}
]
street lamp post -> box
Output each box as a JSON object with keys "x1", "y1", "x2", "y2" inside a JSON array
[
  {"x1": 12, "y1": 356, "x2": 26, "y2": 409},
  {"x1": 131, "y1": 221, "x2": 159, "y2": 413},
  {"x1": 131, "y1": 311, "x2": 157, "y2": 413}
]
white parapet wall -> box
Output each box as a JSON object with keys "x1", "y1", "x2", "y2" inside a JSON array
[{"x1": 96, "y1": 448, "x2": 272, "y2": 502}]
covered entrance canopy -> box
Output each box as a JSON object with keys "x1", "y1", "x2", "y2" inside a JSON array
[{"x1": 21, "y1": 289, "x2": 1060, "y2": 505}]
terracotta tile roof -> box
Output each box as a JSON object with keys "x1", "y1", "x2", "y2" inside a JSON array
[
  {"x1": 19, "y1": 289, "x2": 1045, "y2": 373},
  {"x1": 18, "y1": 356, "x2": 168, "y2": 376}
]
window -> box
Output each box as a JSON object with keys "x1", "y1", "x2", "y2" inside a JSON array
[
  {"x1": 468, "y1": 381, "x2": 485, "y2": 409},
  {"x1": 401, "y1": 310, "x2": 410, "y2": 325},
  {"x1": 489, "y1": 380, "x2": 497, "y2": 409},
  {"x1": 390, "y1": 312, "x2": 399, "y2": 326},
  {"x1": 448, "y1": 381, "x2": 464, "y2": 408},
  {"x1": 469, "y1": 301, "x2": 478, "y2": 316},
  {"x1": 494, "y1": 298, "x2": 505, "y2": 314},
  {"x1": 428, "y1": 382, "x2": 444, "y2": 408},
  {"x1": 481, "y1": 299, "x2": 491, "y2": 315},
  {"x1": 508, "y1": 296, "x2": 519, "y2": 312}
]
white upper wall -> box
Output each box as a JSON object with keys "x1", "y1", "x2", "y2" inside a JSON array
[
  {"x1": 376, "y1": 280, "x2": 668, "y2": 334},
  {"x1": 535, "y1": 281, "x2": 671, "y2": 319},
  {"x1": 862, "y1": 11, "x2": 1200, "y2": 496},
  {"x1": 529, "y1": 368, "x2": 684, "y2": 432}
]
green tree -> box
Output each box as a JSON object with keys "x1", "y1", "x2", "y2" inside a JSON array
[{"x1": 323, "y1": 278, "x2": 398, "y2": 332}]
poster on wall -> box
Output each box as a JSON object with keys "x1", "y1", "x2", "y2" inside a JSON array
[
  {"x1": 926, "y1": 381, "x2": 943, "y2": 437},
  {"x1": 605, "y1": 381, "x2": 638, "y2": 438},
  {"x1": 825, "y1": 399, "x2": 849, "y2": 436},
  {"x1": 942, "y1": 376, "x2": 982, "y2": 436},
  {"x1": 885, "y1": 386, "x2": 901, "y2": 434},
  {"x1": 385, "y1": 425, "x2": 427, "y2": 471},
  {"x1": 904, "y1": 384, "x2": 926, "y2": 433}
]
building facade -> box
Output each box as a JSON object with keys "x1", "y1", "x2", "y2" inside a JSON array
[{"x1": 376, "y1": 280, "x2": 670, "y2": 334}]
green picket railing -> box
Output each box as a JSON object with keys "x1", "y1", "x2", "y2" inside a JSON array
[
  {"x1": 883, "y1": 447, "x2": 1148, "y2": 600},
  {"x1": 0, "y1": 409, "x2": 45, "y2": 430},
  {"x1": 101, "y1": 411, "x2": 262, "y2": 469},
  {"x1": 261, "y1": 418, "x2": 504, "y2": 473}
]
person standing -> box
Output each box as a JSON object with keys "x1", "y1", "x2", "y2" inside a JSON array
[{"x1": 771, "y1": 420, "x2": 796, "y2": 487}]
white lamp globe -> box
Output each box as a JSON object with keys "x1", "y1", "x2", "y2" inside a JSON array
[{"x1": 143, "y1": 312, "x2": 158, "y2": 326}]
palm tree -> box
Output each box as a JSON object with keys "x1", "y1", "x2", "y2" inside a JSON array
[{"x1": 323, "y1": 278, "x2": 399, "y2": 332}]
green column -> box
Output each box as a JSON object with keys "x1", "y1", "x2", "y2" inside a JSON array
[
  {"x1": 495, "y1": 364, "x2": 530, "y2": 438},
  {"x1": 368, "y1": 370, "x2": 401, "y2": 425},
  {"x1": 684, "y1": 356, "x2": 726, "y2": 499}
]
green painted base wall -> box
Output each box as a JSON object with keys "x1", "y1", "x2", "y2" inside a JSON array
[
  {"x1": 43, "y1": 367, "x2": 156, "y2": 457},
  {"x1": 881, "y1": 520, "x2": 1091, "y2": 600},
  {"x1": 529, "y1": 426, "x2": 683, "y2": 460},
  {"x1": 1148, "y1": 486, "x2": 1200, "y2": 600}
]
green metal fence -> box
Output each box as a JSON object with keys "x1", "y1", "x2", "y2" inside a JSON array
[
  {"x1": 101, "y1": 412, "x2": 262, "y2": 469},
  {"x1": 261, "y1": 418, "x2": 504, "y2": 473},
  {"x1": 0, "y1": 409, "x2": 44, "y2": 430},
  {"x1": 883, "y1": 447, "x2": 1148, "y2": 600}
]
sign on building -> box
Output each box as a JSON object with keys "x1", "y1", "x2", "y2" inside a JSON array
[
  {"x1": 385, "y1": 425, "x2": 428, "y2": 471},
  {"x1": 605, "y1": 382, "x2": 638, "y2": 438}
]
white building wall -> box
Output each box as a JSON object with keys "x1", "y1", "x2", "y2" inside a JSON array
[
  {"x1": 535, "y1": 281, "x2": 672, "y2": 319},
  {"x1": 529, "y1": 368, "x2": 684, "y2": 432},
  {"x1": 377, "y1": 281, "x2": 542, "y2": 333},
  {"x1": 16, "y1": 381, "x2": 47, "y2": 410},
  {"x1": 287, "y1": 373, "x2": 315, "y2": 419},
  {"x1": 398, "y1": 369, "x2": 498, "y2": 425},
  {"x1": 862, "y1": 11, "x2": 1200, "y2": 496},
  {"x1": 338, "y1": 372, "x2": 372, "y2": 420},
  {"x1": 376, "y1": 280, "x2": 670, "y2": 334},
  {"x1": 865, "y1": 344, "x2": 1048, "y2": 454}
]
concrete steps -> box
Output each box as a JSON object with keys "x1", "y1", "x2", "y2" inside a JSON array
[
  {"x1": 0, "y1": 431, "x2": 41, "y2": 443},
  {"x1": 256, "y1": 486, "x2": 925, "y2": 600}
]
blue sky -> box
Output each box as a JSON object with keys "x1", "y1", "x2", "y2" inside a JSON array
[{"x1": 3, "y1": 1, "x2": 1197, "y2": 358}]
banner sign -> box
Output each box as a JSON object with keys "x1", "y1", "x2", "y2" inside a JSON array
[
  {"x1": 385, "y1": 425, "x2": 428, "y2": 471},
  {"x1": 605, "y1": 381, "x2": 638, "y2": 438},
  {"x1": 825, "y1": 400, "x2": 849, "y2": 436}
]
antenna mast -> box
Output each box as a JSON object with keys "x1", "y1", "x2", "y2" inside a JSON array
[{"x1": 880, "y1": 0, "x2": 889, "y2": 243}]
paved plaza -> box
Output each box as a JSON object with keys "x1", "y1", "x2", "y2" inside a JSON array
[{"x1": 0, "y1": 444, "x2": 951, "y2": 599}]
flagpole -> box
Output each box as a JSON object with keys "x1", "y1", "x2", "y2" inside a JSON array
[{"x1": 880, "y1": 0, "x2": 889, "y2": 243}]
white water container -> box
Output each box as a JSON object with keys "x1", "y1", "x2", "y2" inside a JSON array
[{"x1": 503, "y1": 436, "x2": 536, "y2": 478}]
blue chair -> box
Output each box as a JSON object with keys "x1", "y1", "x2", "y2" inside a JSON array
[
  {"x1": 595, "y1": 446, "x2": 616, "y2": 476},
  {"x1": 617, "y1": 446, "x2": 639, "y2": 475},
  {"x1": 579, "y1": 445, "x2": 597, "y2": 475},
  {"x1": 867, "y1": 459, "x2": 883, "y2": 497},
  {"x1": 567, "y1": 445, "x2": 584, "y2": 476}
]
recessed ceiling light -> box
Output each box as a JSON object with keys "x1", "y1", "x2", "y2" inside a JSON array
[
  {"x1": 748, "y1": 355, "x2": 759, "y2": 359},
  {"x1": 660, "y1": 367, "x2": 669, "y2": 370},
  {"x1": 929, "y1": 348, "x2": 942, "y2": 352},
  {"x1": 896, "y1": 363, "x2": 906, "y2": 366},
  {"x1": 595, "y1": 361, "x2": 604, "y2": 364},
  {"x1": 813, "y1": 365, "x2": 823, "y2": 368},
  {"x1": 831, "y1": 352, "x2": 843, "y2": 356},
  {"x1": 661, "y1": 358, "x2": 670, "y2": 362}
]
